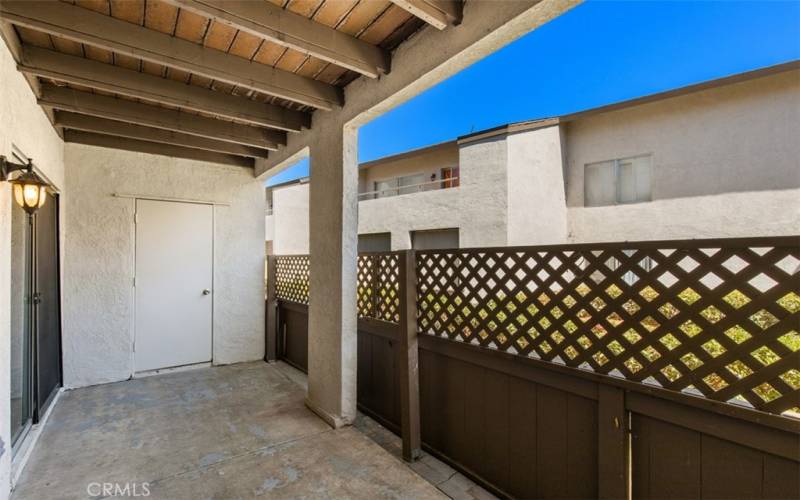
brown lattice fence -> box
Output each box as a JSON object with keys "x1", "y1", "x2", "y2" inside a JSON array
[
  {"x1": 274, "y1": 252, "x2": 400, "y2": 322},
  {"x1": 268, "y1": 237, "x2": 799, "y2": 499},
  {"x1": 416, "y1": 236, "x2": 800, "y2": 416},
  {"x1": 274, "y1": 255, "x2": 309, "y2": 305},
  {"x1": 357, "y1": 253, "x2": 401, "y2": 323}
]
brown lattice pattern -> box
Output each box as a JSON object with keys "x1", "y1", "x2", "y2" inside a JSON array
[
  {"x1": 417, "y1": 238, "x2": 800, "y2": 415},
  {"x1": 275, "y1": 255, "x2": 310, "y2": 304},
  {"x1": 274, "y1": 253, "x2": 400, "y2": 321},
  {"x1": 358, "y1": 253, "x2": 401, "y2": 323}
]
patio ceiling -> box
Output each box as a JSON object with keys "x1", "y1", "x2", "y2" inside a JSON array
[{"x1": 0, "y1": 0, "x2": 460, "y2": 168}]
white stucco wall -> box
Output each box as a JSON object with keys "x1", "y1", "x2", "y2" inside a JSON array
[
  {"x1": 62, "y1": 144, "x2": 265, "y2": 389},
  {"x1": 506, "y1": 125, "x2": 568, "y2": 245},
  {"x1": 358, "y1": 142, "x2": 458, "y2": 195},
  {"x1": 359, "y1": 135, "x2": 509, "y2": 249},
  {"x1": 267, "y1": 135, "x2": 511, "y2": 253},
  {"x1": 271, "y1": 182, "x2": 310, "y2": 255},
  {"x1": 564, "y1": 69, "x2": 800, "y2": 242},
  {"x1": 265, "y1": 213, "x2": 275, "y2": 243},
  {"x1": 0, "y1": 38, "x2": 65, "y2": 499},
  {"x1": 266, "y1": 69, "x2": 800, "y2": 254}
]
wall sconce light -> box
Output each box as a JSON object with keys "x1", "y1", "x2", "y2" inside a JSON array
[{"x1": 1, "y1": 155, "x2": 49, "y2": 215}]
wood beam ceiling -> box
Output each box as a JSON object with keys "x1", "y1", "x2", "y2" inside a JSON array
[
  {"x1": 38, "y1": 85, "x2": 284, "y2": 149},
  {"x1": 0, "y1": 1, "x2": 342, "y2": 110},
  {"x1": 390, "y1": 0, "x2": 462, "y2": 30},
  {"x1": 64, "y1": 130, "x2": 255, "y2": 168},
  {"x1": 163, "y1": 0, "x2": 390, "y2": 78},
  {"x1": 0, "y1": 0, "x2": 448, "y2": 167},
  {"x1": 0, "y1": 20, "x2": 63, "y2": 137},
  {"x1": 19, "y1": 45, "x2": 310, "y2": 131},
  {"x1": 54, "y1": 111, "x2": 270, "y2": 159}
]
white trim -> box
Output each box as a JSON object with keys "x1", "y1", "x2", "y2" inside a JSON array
[
  {"x1": 11, "y1": 389, "x2": 63, "y2": 490},
  {"x1": 113, "y1": 193, "x2": 230, "y2": 206}
]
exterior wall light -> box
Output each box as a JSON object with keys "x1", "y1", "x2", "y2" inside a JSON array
[{"x1": 1, "y1": 155, "x2": 49, "y2": 215}]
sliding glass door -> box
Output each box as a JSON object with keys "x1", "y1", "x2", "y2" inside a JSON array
[
  {"x1": 10, "y1": 199, "x2": 33, "y2": 448},
  {"x1": 36, "y1": 192, "x2": 62, "y2": 417},
  {"x1": 9, "y1": 189, "x2": 62, "y2": 451}
]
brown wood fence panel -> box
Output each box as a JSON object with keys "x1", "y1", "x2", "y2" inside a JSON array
[
  {"x1": 277, "y1": 302, "x2": 308, "y2": 372},
  {"x1": 357, "y1": 320, "x2": 401, "y2": 432},
  {"x1": 270, "y1": 237, "x2": 800, "y2": 499},
  {"x1": 419, "y1": 336, "x2": 599, "y2": 499},
  {"x1": 631, "y1": 413, "x2": 800, "y2": 499}
]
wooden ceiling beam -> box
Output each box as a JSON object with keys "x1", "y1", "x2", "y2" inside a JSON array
[
  {"x1": 0, "y1": 1, "x2": 342, "y2": 110},
  {"x1": 0, "y1": 21, "x2": 63, "y2": 137},
  {"x1": 39, "y1": 84, "x2": 285, "y2": 149},
  {"x1": 390, "y1": 0, "x2": 462, "y2": 30},
  {"x1": 64, "y1": 130, "x2": 256, "y2": 168},
  {"x1": 19, "y1": 46, "x2": 310, "y2": 132},
  {"x1": 55, "y1": 111, "x2": 270, "y2": 159},
  {"x1": 163, "y1": 0, "x2": 390, "y2": 78}
]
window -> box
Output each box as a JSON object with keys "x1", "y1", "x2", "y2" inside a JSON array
[
  {"x1": 358, "y1": 233, "x2": 391, "y2": 252},
  {"x1": 411, "y1": 228, "x2": 459, "y2": 250},
  {"x1": 584, "y1": 155, "x2": 652, "y2": 206},
  {"x1": 375, "y1": 179, "x2": 396, "y2": 199},
  {"x1": 441, "y1": 166, "x2": 460, "y2": 188},
  {"x1": 398, "y1": 173, "x2": 427, "y2": 195}
]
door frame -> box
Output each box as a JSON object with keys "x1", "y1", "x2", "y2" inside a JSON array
[
  {"x1": 131, "y1": 196, "x2": 216, "y2": 374},
  {"x1": 8, "y1": 145, "x2": 64, "y2": 438},
  {"x1": 32, "y1": 192, "x2": 63, "y2": 423}
]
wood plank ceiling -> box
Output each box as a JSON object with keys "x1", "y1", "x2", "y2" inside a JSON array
[{"x1": 0, "y1": 0, "x2": 462, "y2": 168}]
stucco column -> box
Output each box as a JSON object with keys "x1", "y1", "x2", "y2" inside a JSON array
[{"x1": 305, "y1": 124, "x2": 359, "y2": 427}]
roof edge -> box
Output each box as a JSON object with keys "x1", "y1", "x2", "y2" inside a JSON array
[
  {"x1": 457, "y1": 117, "x2": 560, "y2": 145},
  {"x1": 559, "y1": 59, "x2": 800, "y2": 123},
  {"x1": 266, "y1": 176, "x2": 310, "y2": 191},
  {"x1": 359, "y1": 139, "x2": 458, "y2": 170},
  {"x1": 458, "y1": 59, "x2": 799, "y2": 145}
]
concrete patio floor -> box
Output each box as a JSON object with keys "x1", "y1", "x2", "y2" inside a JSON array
[{"x1": 10, "y1": 361, "x2": 464, "y2": 499}]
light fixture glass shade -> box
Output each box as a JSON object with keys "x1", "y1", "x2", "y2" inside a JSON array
[
  {"x1": 13, "y1": 183, "x2": 24, "y2": 207},
  {"x1": 10, "y1": 170, "x2": 48, "y2": 215}
]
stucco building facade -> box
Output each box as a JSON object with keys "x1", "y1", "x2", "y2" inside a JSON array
[{"x1": 265, "y1": 63, "x2": 800, "y2": 254}]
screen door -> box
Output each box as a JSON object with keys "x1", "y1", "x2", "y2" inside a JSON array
[{"x1": 134, "y1": 199, "x2": 213, "y2": 372}]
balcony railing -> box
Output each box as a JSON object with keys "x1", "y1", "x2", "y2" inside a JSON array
[{"x1": 357, "y1": 177, "x2": 459, "y2": 201}]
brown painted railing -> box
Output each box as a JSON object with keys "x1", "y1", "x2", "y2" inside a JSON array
[{"x1": 267, "y1": 236, "x2": 800, "y2": 499}]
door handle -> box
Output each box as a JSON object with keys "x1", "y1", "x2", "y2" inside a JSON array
[{"x1": 203, "y1": 289, "x2": 211, "y2": 296}]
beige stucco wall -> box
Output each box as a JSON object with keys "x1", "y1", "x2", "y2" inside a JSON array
[
  {"x1": 267, "y1": 69, "x2": 799, "y2": 253},
  {"x1": 506, "y1": 125, "x2": 568, "y2": 245},
  {"x1": 62, "y1": 144, "x2": 265, "y2": 389},
  {"x1": 265, "y1": 213, "x2": 275, "y2": 242},
  {"x1": 0, "y1": 39, "x2": 65, "y2": 498},
  {"x1": 359, "y1": 136, "x2": 509, "y2": 249},
  {"x1": 267, "y1": 139, "x2": 508, "y2": 252},
  {"x1": 271, "y1": 182, "x2": 310, "y2": 254},
  {"x1": 564, "y1": 69, "x2": 800, "y2": 242},
  {"x1": 358, "y1": 142, "x2": 458, "y2": 196}
]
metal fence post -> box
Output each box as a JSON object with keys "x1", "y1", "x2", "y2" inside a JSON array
[
  {"x1": 266, "y1": 255, "x2": 278, "y2": 362},
  {"x1": 398, "y1": 249, "x2": 421, "y2": 461}
]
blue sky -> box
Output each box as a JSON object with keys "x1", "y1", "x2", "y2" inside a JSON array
[{"x1": 266, "y1": 0, "x2": 800, "y2": 186}]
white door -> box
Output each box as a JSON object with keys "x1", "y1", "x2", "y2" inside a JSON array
[{"x1": 134, "y1": 199, "x2": 213, "y2": 372}]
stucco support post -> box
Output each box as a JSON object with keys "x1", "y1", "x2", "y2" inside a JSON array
[{"x1": 305, "y1": 123, "x2": 359, "y2": 428}]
